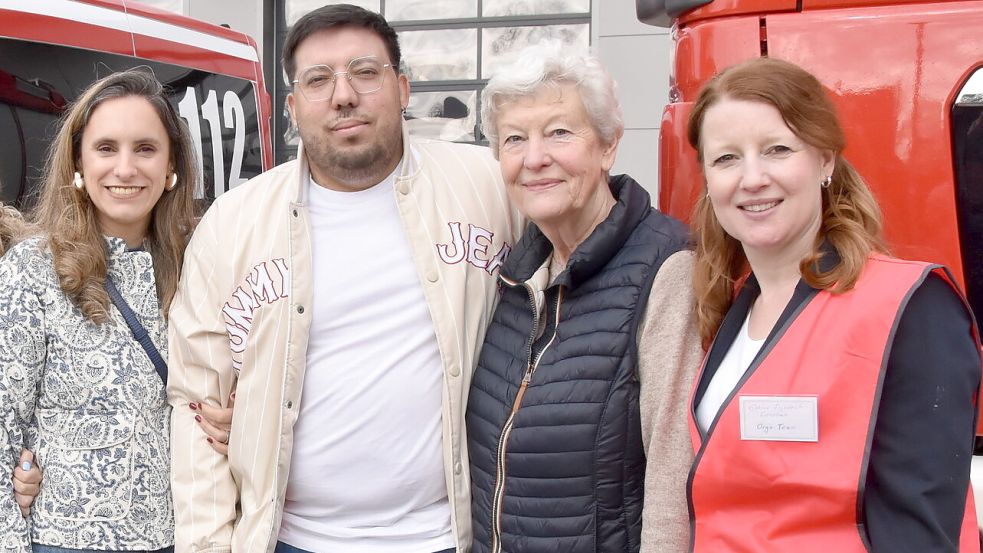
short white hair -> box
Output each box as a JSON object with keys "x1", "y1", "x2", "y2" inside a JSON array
[{"x1": 480, "y1": 40, "x2": 624, "y2": 159}]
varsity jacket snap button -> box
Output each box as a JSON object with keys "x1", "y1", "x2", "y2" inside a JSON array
[
  {"x1": 448, "y1": 364, "x2": 460, "y2": 377},
  {"x1": 297, "y1": 305, "x2": 305, "y2": 314},
  {"x1": 397, "y1": 180, "x2": 410, "y2": 195},
  {"x1": 292, "y1": 209, "x2": 298, "y2": 217},
  {"x1": 286, "y1": 400, "x2": 293, "y2": 409},
  {"x1": 426, "y1": 269, "x2": 439, "y2": 282}
]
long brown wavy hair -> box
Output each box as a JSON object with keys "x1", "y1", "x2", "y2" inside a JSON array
[
  {"x1": 30, "y1": 69, "x2": 199, "y2": 323},
  {"x1": 687, "y1": 57, "x2": 887, "y2": 348}
]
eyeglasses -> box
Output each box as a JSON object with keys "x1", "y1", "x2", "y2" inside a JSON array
[{"x1": 291, "y1": 56, "x2": 394, "y2": 101}]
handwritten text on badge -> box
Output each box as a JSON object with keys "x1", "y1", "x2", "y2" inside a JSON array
[{"x1": 739, "y1": 396, "x2": 818, "y2": 442}]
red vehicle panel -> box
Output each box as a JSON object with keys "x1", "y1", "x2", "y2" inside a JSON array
[
  {"x1": 0, "y1": 9, "x2": 134, "y2": 55},
  {"x1": 765, "y1": 2, "x2": 983, "y2": 279},
  {"x1": 0, "y1": 0, "x2": 272, "y2": 206},
  {"x1": 676, "y1": 0, "x2": 797, "y2": 25}
]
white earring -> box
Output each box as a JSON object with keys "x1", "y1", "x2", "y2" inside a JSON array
[
  {"x1": 821, "y1": 175, "x2": 832, "y2": 188},
  {"x1": 167, "y1": 173, "x2": 178, "y2": 191},
  {"x1": 73, "y1": 171, "x2": 84, "y2": 190}
]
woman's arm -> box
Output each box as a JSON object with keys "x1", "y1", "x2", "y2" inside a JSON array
[
  {"x1": 192, "y1": 388, "x2": 236, "y2": 455},
  {"x1": 637, "y1": 250, "x2": 704, "y2": 553},
  {"x1": 0, "y1": 245, "x2": 47, "y2": 551},
  {"x1": 864, "y1": 272, "x2": 981, "y2": 552}
]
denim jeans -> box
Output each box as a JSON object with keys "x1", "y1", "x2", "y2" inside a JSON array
[
  {"x1": 275, "y1": 542, "x2": 454, "y2": 553},
  {"x1": 32, "y1": 546, "x2": 173, "y2": 553}
]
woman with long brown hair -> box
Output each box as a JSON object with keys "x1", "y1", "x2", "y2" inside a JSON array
[
  {"x1": 686, "y1": 57, "x2": 980, "y2": 552},
  {"x1": 0, "y1": 69, "x2": 197, "y2": 552}
]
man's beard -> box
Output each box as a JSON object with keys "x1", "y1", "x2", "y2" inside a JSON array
[{"x1": 300, "y1": 118, "x2": 402, "y2": 188}]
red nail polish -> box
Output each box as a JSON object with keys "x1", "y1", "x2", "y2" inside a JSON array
[
  {"x1": 195, "y1": 415, "x2": 202, "y2": 423},
  {"x1": 189, "y1": 402, "x2": 198, "y2": 410},
  {"x1": 207, "y1": 437, "x2": 214, "y2": 443}
]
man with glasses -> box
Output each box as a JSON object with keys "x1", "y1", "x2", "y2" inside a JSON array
[{"x1": 168, "y1": 4, "x2": 522, "y2": 552}]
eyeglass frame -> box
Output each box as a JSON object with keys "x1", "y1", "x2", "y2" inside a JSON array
[{"x1": 290, "y1": 55, "x2": 397, "y2": 101}]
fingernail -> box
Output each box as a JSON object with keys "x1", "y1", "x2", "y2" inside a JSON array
[
  {"x1": 21, "y1": 461, "x2": 31, "y2": 471},
  {"x1": 206, "y1": 437, "x2": 214, "y2": 443},
  {"x1": 189, "y1": 402, "x2": 198, "y2": 410},
  {"x1": 195, "y1": 415, "x2": 202, "y2": 423}
]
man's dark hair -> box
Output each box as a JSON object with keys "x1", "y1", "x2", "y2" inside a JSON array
[{"x1": 282, "y1": 4, "x2": 401, "y2": 84}]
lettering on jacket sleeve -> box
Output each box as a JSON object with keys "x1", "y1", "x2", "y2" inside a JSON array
[
  {"x1": 222, "y1": 259, "x2": 290, "y2": 372},
  {"x1": 435, "y1": 222, "x2": 511, "y2": 275}
]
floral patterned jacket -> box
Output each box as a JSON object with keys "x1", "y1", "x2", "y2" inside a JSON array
[{"x1": 0, "y1": 236, "x2": 172, "y2": 552}]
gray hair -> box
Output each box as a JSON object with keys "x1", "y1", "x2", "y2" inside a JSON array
[{"x1": 480, "y1": 41, "x2": 624, "y2": 159}]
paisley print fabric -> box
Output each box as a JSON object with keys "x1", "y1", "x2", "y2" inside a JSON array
[{"x1": 0, "y1": 236, "x2": 172, "y2": 552}]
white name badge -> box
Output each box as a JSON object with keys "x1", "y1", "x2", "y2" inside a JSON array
[{"x1": 739, "y1": 395, "x2": 819, "y2": 442}]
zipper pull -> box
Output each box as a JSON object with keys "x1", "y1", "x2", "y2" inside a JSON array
[{"x1": 510, "y1": 365, "x2": 534, "y2": 414}]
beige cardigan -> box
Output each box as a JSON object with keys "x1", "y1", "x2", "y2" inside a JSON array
[{"x1": 636, "y1": 250, "x2": 703, "y2": 553}]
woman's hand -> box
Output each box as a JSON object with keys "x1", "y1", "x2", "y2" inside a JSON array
[
  {"x1": 12, "y1": 449, "x2": 41, "y2": 517},
  {"x1": 190, "y1": 388, "x2": 236, "y2": 456}
]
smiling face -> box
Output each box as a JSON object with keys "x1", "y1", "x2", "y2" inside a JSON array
[
  {"x1": 286, "y1": 26, "x2": 410, "y2": 192},
  {"x1": 699, "y1": 97, "x2": 835, "y2": 265},
  {"x1": 496, "y1": 83, "x2": 618, "y2": 235},
  {"x1": 79, "y1": 95, "x2": 171, "y2": 247}
]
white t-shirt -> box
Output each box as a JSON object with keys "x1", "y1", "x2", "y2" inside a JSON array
[
  {"x1": 278, "y1": 167, "x2": 454, "y2": 553},
  {"x1": 695, "y1": 310, "x2": 765, "y2": 433}
]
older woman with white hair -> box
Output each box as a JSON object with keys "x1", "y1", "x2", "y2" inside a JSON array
[{"x1": 465, "y1": 42, "x2": 702, "y2": 553}]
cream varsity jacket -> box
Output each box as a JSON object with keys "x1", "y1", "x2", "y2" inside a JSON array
[{"x1": 168, "y1": 130, "x2": 523, "y2": 553}]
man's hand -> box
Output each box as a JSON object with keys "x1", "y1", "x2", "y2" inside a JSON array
[
  {"x1": 191, "y1": 387, "x2": 236, "y2": 456},
  {"x1": 12, "y1": 449, "x2": 41, "y2": 517}
]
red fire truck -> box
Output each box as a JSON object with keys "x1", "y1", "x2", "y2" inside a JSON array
[
  {"x1": 638, "y1": 0, "x2": 983, "y2": 525},
  {"x1": 0, "y1": 0, "x2": 273, "y2": 208}
]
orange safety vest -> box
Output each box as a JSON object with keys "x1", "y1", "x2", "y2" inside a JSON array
[{"x1": 688, "y1": 256, "x2": 980, "y2": 552}]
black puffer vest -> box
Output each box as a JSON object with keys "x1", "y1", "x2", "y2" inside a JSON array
[{"x1": 467, "y1": 175, "x2": 690, "y2": 553}]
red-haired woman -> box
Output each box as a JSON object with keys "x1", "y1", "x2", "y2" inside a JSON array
[{"x1": 687, "y1": 57, "x2": 980, "y2": 552}]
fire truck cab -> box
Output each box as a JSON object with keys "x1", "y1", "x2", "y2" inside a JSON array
[{"x1": 0, "y1": 0, "x2": 273, "y2": 209}]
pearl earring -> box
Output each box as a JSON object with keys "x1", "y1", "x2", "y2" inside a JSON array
[
  {"x1": 821, "y1": 175, "x2": 832, "y2": 188},
  {"x1": 73, "y1": 171, "x2": 84, "y2": 190},
  {"x1": 167, "y1": 173, "x2": 178, "y2": 191}
]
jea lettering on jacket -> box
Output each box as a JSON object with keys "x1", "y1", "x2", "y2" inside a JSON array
[{"x1": 435, "y1": 222, "x2": 511, "y2": 275}]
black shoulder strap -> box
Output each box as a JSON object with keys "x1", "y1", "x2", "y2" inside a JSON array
[{"x1": 104, "y1": 276, "x2": 167, "y2": 385}]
